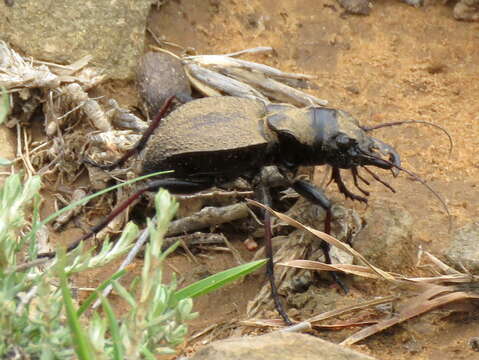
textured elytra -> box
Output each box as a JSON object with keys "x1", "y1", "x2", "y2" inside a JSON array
[{"x1": 142, "y1": 97, "x2": 271, "y2": 175}]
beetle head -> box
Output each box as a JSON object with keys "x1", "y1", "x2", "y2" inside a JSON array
[
  {"x1": 267, "y1": 107, "x2": 400, "y2": 170},
  {"x1": 313, "y1": 109, "x2": 401, "y2": 170}
]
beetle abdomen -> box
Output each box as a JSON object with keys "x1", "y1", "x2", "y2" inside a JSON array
[{"x1": 142, "y1": 97, "x2": 271, "y2": 176}]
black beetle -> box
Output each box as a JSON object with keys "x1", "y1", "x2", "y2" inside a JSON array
[
  {"x1": 40, "y1": 95, "x2": 405, "y2": 324},
  {"x1": 138, "y1": 96, "x2": 399, "y2": 196}
]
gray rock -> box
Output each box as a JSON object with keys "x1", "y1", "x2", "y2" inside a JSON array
[
  {"x1": 337, "y1": 0, "x2": 371, "y2": 15},
  {"x1": 338, "y1": 0, "x2": 422, "y2": 15},
  {"x1": 400, "y1": 0, "x2": 423, "y2": 7},
  {"x1": 137, "y1": 52, "x2": 191, "y2": 117},
  {"x1": 189, "y1": 332, "x2": 376, "y2": 360},
  {"x1": 447, "y1": 222, "x2": 479, "y2": 272},
  {"x1": 454, "y1": 0, "x2": 479, "y2": 21},
  {"x1": 0, "y1": 0, "x2": 153, "y2": 80},
  {"x1": 353, "y1": 200, "x2": 414, "y2": 272}
]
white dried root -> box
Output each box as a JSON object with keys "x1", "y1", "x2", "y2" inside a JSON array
[
  {"x1": 61, "y1": 83, "x2": 111, "y2": 132},
  {"x1": 167, "y1": 203, "x2": 250, "y2": 236},
  {"x1": 0, "y1": 41, "x2": 59, "y2": 89},
  {"x1": 108, "y1": 99, "x2": 148, "y2": 131},
  {"x1": 185, "y1": 63, "x2": 268, "y2": 102},
  {"x1": 0, "y1": 41, "x2": 102, "y2": 89},
  {"x1": 88, "y1": 130, "x2": 140, "y2": 152},
  {"x1": 223, "y1": 67, "x2": 326, "y2": 107},
  {"x1": 0, "y1": 41, "x2": 112, "y2": 138},
  {"x1": 183, "y1": 46, "x2": 328, "y2": 107}
]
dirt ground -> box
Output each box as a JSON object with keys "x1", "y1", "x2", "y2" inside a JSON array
[
  {"x1": 4, "y1": 0, "x2": 479, "y2": 359},
  {"x1": 144, "y1": 1, "x2": 479, "y2": 359}
]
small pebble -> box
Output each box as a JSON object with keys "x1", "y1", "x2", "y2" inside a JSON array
[
  {"x1": 244, "y1": 237, "x2": 259, "y2": 251},
  {"x1": 137, "y1": 51, "x2": 192, "y2": 117}
]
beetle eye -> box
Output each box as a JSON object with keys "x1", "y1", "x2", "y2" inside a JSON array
[{"x1": 335, "y1": 133, "x2": 352, "y2": 148}]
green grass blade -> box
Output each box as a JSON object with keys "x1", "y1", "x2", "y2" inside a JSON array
[
  {"x1": 99, "y1": 295, "x2": 124, "y2": 360},
  {"x1": 140, "y1": 346, "x2": 157, "y2": 360},
  {"x1": 77, "y1": 269, "x2": 127, "y2": 317},
  {"x1": 58, "y1": 251, "x2": 94, "y2": 359},
  {"x1": 174, "y1": 259, "x2": 267, "y2": 302}
]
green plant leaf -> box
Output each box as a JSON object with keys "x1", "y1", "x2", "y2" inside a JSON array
[
  {"x1": 58, "y1": 250, "x2": 94, "y2": 359},
  {"x1": 174, "y1": 259, "x2": 267, "y2": 302},
  {"x1": 0, "y1": 158, "x2": 11, "y2": 166},
  {"x1": 112, "y1": 279, "x2": 136, "y2": 308}
]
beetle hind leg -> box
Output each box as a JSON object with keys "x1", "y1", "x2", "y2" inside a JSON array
[
  {"x1": 255, "y1": 182, "x2": 293, "y2": 325},
  {"x1": 38, "y1": 177, "x2": 215, "y2": 259},
  {"x1": 83, "y1": 96, "x2": 176, "y2": 171}
]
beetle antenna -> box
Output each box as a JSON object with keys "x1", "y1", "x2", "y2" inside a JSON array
[
  {"x1": 360, "y1": 151, "x2": 452, "y2": 230},
  {"x1": 393, "y1": 162, "x2": 451, "y2": 230},
  {"x1": 361, "y1": 120, "x2": 453, "y2": 156}
]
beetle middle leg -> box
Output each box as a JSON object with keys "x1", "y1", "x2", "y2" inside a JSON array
[{"x1": 291, "y1": 179, "x2": 349, "y2": 293}]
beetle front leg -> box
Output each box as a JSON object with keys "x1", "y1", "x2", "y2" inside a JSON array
[
  {"x1": 292, "y1": 179, "x2": 348, "y2": 293},
  {"x1": 331, "y1": 167, "x2": 368, "y2": 203}
]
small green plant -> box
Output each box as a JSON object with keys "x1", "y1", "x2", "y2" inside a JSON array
[
  {"x1": 0, "y1": 69, "x2": 267, "y2": 358},
  {"x1": 0, "y1": 171, "x2": 266, "y2": 358}
]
